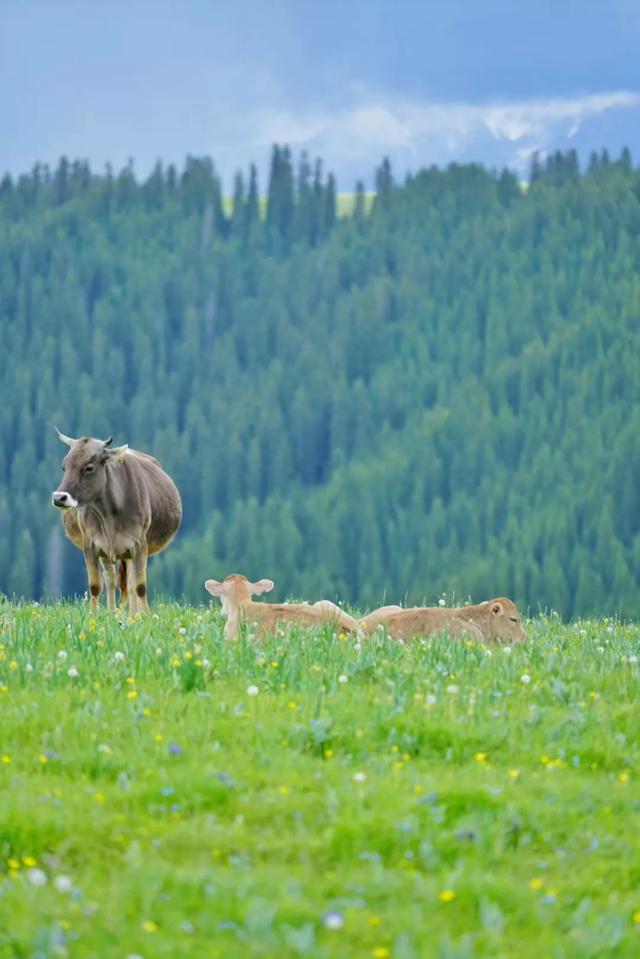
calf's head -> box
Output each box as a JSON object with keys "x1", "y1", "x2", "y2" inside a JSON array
[
  {"x1": 205, "y1": 574, "x2": 274, "y2": 616},
  {"x1": 481, "y1": 598, "x2": 526, "y2": 644},
  {"x1": 52, "y1": 429, "x2": 128, "y2": 510}
]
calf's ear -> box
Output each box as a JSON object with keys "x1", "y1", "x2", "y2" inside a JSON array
[
  {"x1": 205, "y1": 579, "x2": 226, "y2": 596},
  {"x1": 491, "y1": 601, "x2": 503, "y2": 616},
  {"x1": 249, "y1": 579, "x2": 274, "y2": 595}
]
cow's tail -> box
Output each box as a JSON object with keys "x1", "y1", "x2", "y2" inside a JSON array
[{"x1": 118, "y1": 560, "x2": 128, "y2": 602}]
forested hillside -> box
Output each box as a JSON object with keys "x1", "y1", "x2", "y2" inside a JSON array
[{"x1": 0, "y1": 147, "x2": 638, "y2": 617}]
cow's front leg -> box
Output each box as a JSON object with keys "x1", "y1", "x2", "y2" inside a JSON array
[
  {"x1": 129, "y1": 544, "x2": 150, "y2": 616},
  {"x1": 101, "y1": 560, "x2": 117, "y2": 612},
  {"x1": 83, "y1": 544, "x2": 102, "y2": 612}
]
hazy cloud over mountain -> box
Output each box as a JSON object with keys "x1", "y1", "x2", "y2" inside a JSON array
[{"x1": 2, "y1": 0, "x2": 639, "y2": 187}]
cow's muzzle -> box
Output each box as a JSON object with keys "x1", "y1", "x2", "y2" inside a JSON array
[{"x1": 52, "y1": 491, "x2": 78, "y2": 509}]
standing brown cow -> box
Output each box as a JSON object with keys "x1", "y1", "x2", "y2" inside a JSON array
[{"x1": 51, "y1": 430, "x2": 182, "y2": 615}]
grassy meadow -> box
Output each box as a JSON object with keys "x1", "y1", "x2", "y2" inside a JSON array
[{"x1": 0, "y1": 601, "x2": 639, "y2": 958}]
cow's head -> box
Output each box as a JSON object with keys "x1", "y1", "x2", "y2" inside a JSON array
[
  {"x1": 52, "y1": 429, "x2": 128, "y2": 510},
  {"x1": 205, "y1": 574, "x2": 273, "y2": 615},
  {"x1": 482, "y1": 598, "x2": 527, "y2": 644}
]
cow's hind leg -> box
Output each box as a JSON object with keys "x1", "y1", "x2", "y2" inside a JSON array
[
  {"x1": 83, "y1": 544, "x2": 102, "y2": 612},
  {"x1": 130, "y1": 545, "x2": 151, "y2": 615},
  {"x1": 126, "y1": 561, "x2": 139, "y2": 617},
  {"x1": 118, "y1": 560, "x2": 128, "y2": 610},
  {"x1": 102, "y1": 560, "x2": 117, "y2": 612}
]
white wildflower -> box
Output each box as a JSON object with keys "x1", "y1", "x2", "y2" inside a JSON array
[
  {"x1": 425, "y1": 693, "x2": 437, "y2": 705},
  {"x1": 67, "y1": 667, "x2": 79, "y2": 679},
  {"x1": 338, "y1": 674, "x2": 348, "y2": 684},
  {"x1": 54, "y1": 874, "x2": 73, "y2": 893},
  {"x1": 246, "y1": 684, "x2": 259, "y2": 696},
  {"x1": 521, "y1": 673, "x2": 531, "y2": 684},
  {"x1": 353, "y1": 771, "x2": 367, "y2": 783},
  {"x1": 323, "y1": 910, "x2": 345, "y2": 929},
  {"x1": 26, "y1": 868, "x2": 47, "y2": 887},
  {"x1": 446, "y1": 684, "x2": 458, "y2": 695},
  {"x1": 503, "y1": 646, "x2": 512, "y2": 655},
  {"x1": 438, "y1": 598, "x2": 446, "y2": 607},
  {"x1": 114, "y1": 651, "x2": 125, "y2": 662},
  {"x1": 57, "y1": 650, "x2": 67, "y2": 661}
]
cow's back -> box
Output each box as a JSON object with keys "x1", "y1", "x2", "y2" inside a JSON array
[{"x1": 371, "y1": 607, "x2": 483, "y2": 641}]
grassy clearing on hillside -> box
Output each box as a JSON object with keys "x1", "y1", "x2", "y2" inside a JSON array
[
  {"x1": 221, "y1": 192, "x2": 375, "y2": 217},
  {"x1": 0, "y1": 602, "x2": 639, "y2": 958}
]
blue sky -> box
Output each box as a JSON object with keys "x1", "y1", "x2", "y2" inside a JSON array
[{"x1": 2, "y1": 0, "x2": 640, "y2": 189}]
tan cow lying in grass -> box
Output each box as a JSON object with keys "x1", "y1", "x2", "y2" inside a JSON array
[
  {"x1": 360, "y1": 597, "x2": 526, "y2": 644},
  {"x1": 205, "y1": 574, "x2": 359, "y2": 640}
]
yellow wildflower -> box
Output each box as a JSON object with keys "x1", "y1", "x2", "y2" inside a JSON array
[
  {"x1": 141, "y1": 920, "x2": 158, "y2": 933},
  {"x1": 439, "y1": 889, "x2": 456, "y2": 902},
  {"x1": 529, "y1": 878, "x2": 544, "y2": 890},
  {"x1": 474, "y1": 752, "x2": 487, "y2": 763},
  {"x1": 1, "y1": 755, "x2": 11, "y2": 765}
]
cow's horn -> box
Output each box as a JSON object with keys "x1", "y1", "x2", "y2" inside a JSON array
[
  {"x1": 102, "y1": 436, "x2": 113, "y2": 447},
  {"x1": 55, "y1": 427, "x2": 76, "y2": 447}
]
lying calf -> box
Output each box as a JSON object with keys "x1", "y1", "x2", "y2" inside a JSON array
[
  {"x1": 360, "y1": 597, "x2": 526, "y2": 644},
  {"x1": 205, "y1": 573, "x2": 358, "y2": 640}
]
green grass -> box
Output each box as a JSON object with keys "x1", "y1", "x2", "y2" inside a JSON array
[
  {"x1": 221, "y1": 192, "x2": 375, "y2": 218},
  {"x1": 0, "y1": 602, "x2": 639, "y2": 958}
]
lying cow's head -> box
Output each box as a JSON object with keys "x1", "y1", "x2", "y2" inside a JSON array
[
  {"x1": 205, "y1": 574, "x2": 274, "y2": 615},
  {"x1": 481, "y1": 597, "x2": 527, "y2": 644},
  {"x1": 52, "y1": 429, "x2": 128, "y2": 510}
]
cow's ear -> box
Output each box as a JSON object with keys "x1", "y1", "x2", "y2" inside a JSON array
[
  {"x1": 105, "y1": 444, "x2": 128, "y2": 465},
  {"x1": 491, "y1": 601, "x2": 503, "y2": 616},
  {"x1": 249, "y1": 579, "x2": 274, "y2": 595},
  {"x1": 205, "y1": 579, "x2": 226, "y2": 596}
]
